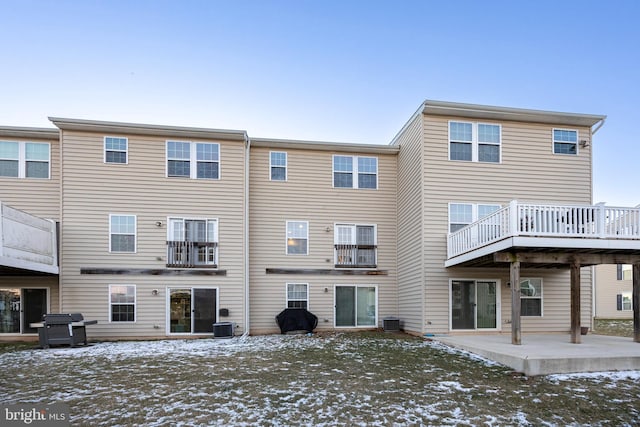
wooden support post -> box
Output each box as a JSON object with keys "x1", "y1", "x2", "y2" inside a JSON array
[
  {"x1": 570, "y1": 260, "x2": 581, "y2": 344},
  {"x1": 634, "y1": 263, "x2": 640, "y2": 343},
  {"x1": 510, "y1": 260, "x2": 521, "y2": 345}
]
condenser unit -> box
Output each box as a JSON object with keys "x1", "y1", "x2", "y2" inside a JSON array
[{"x1": 213, "y1": 322, "x2": 234, "y2": 339}]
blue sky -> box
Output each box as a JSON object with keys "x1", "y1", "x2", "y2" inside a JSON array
[{"x1": 2, "y1": 0, "x2": 639, "y2": 205}]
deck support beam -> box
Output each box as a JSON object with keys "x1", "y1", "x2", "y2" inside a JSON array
[
  {"x1": 570, "y1": 259, "x2": 581, "y2": 344},
  {"x1": 634, "y1": 263, "x2": 640, "y2": 343},
  {"x1": 510, "y1": 260, "x2": 521, "y2": 345}
]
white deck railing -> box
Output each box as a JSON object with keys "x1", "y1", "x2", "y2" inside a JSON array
[
  {"x1": 0, "y1": 201, "x2": 58, "y2": 274},
  {"x1": 447, "y1": 200, "x2": 640, "y2": 259}
]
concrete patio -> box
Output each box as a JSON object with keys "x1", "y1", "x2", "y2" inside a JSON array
[{"x1": 430, "y1": 333, "x2": 640, "y2": 376}]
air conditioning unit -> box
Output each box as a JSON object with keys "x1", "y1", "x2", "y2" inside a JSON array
[
  {"x1": 213, "y1": 322, "x2": 234, "y2": 339},
  {"x1": 383, "y1": 317, "x2": 400, "y2": 332}
]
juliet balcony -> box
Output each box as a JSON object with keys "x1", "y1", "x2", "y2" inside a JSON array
[
  {"x1": 166, "y1": 241, "x2": 218, "y2": 268},
  {"x1": 446, "y1": 200, "x2": 640, "y2": 267}
]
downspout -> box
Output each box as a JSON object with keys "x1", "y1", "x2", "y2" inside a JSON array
[
  {"x1": 242, "y1": 133, "x2": 250, "y2": 338},
  {"x1": 592, "y1": 118, "x2": 606, "y2": 135},
  {"x1": 58, "y1": 128, "x2": 64, "y2": 313},
  {"x1": 589, "y1": 117, "x2": 605, "y2": 328}
]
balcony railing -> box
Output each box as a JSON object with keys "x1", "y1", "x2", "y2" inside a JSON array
[
  {"x1": 166, "y1": 241, "x2": 218, "y2": 268},
  {"x1": 335, "y1": 244, "x2": 377, "y2": 268},
  {"x1": 447, "y1": 201, "x2": 640, "y2": 259}
]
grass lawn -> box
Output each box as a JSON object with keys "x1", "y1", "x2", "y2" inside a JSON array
[{"x1": 1, "y1": 332, "x2": 639, "y2": 426}]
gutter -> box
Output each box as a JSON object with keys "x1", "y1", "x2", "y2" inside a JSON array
[
  {"x1": 592, "y1": 117, "x2": 606, "y2": 135},
  {"x1": 243, "y1": 133, "x2": 250, "y2": 338}
]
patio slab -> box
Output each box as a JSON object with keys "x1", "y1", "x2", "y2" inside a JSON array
[{"x1": 430, "y1": 333, "x2": 640, "y2": 376}]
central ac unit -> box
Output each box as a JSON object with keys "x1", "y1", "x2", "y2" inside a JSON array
[{"x1": 213, "y1": 322, "x2": 234, "y2": 339}]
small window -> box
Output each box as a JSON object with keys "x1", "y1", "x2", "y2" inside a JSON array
[
  {"x1": 104, "y1": 137, "x2": 128, "y2": 164},
  {"x1": 553, "y1": 129, "x2": 578, "y2": 155},
  {"x1": 0, "y1": 141, "x2": 50, "y2": 179},
  {"x1": 286, "y1": 221, "x2": 308, "y2": 255},
  {"x1": 449, "y1": 122, "x2": 500, "y2": 163},
  {"x1": 109, "y1": 214, "x2": 136, "y2": 253},
  {"x1": 617, "y1": 264, "x2": 632, "y2": 281},
  {"x1": 167, "y1": 141, "x2": 219, "y2": 179},
  {"x1": 449, "y1": 203, "x2": 501, "y2": 232},
  {"x1": 617, "y1": 293, "x2": 632, "y2": 311},
  {"x1": 110, "y1": 285, "x2": 136, "y2": 322},
  {"x1": 334, "y1": 224, "x2": 377, "y2": 267},
  {"x1": 286, "y1": 283, "x2": 308, "y2": 309},
  {"x1": 270, "y1": 151, "x2": 287, "y2": 181},
  {"x1": 520, "y1": 278, "x2": 542, "y2": 316},
  {"x1": 333, "y1": 155, "x2": 377, "y2": 189}
]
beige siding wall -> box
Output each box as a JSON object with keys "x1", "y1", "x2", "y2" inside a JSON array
[
  {"x1": 595, "y1": 264, "x2": 633, "y2": 319},
  {"x1": 394, "y1": 114, "x2": 425, "y2": 333},
  {"x1": 422, "y1": 115, "x2": 594, "y2": 334},
  {"x1": 249, "y1": 146, "x2": 397, "y2": 333},
  {"x1": 59, "y1": 130, "x2": 246, "y2": 338},
  {"x1": 0, "y1": 136, "x2": 60, "y2": 220}
]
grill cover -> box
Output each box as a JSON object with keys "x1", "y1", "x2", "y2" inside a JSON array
[{"x1": 276, "y1": 309, "x2": 318, "y2": 334}]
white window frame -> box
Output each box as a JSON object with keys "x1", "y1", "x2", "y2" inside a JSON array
[
  {"x1": 520, "y1": 278, "x2": 543, "y2": 317},
  {"x1": 166, "y1": 141, "x2": 221, "y2": 180},
  {"x1": 167, "y1": 217, "x2": 219, "y2": 266},
  {"x1": 286, "y1": 283, "x2": 309, "y2": 309},
  {"x1": 448, "y1": 203, "x2": 501, "y2": 233},
  {"x1": 617, "y1": 264, "x2": 632, "y2": 281},
  {"x1": 334, "y1": 284, "x2": 378, "y2": 328},
  {"x1": 109, "y1": 214, "x2": 137, "y2": 253},
  {"x1": 109, "y1": 284, "x2": 136, "y2": 323},
  {"x1": 334, "y1": 223, "x2": 377, "y2": 267},
  {"x1": 286, "y1": 220, "x2": 309, "y2": 255},
  {"x1": 332, "y1": 155, "x2": 378, "y2": 189},
  {"x1": 104, "y1": 136, "x2": 128, "y2": 164},
  {"x1": 448, "y1": 121, "x2": 501, "y2": 163},
  {"x1": 0, "y1": 141, "x2": 51, "y2": 179},
  {"x1": 270, "y1": 151, "x2": 287, "y2": 181},
  {"x1": 552, "y1": 128, "x2": 579, "y2": 155},
  {"x1": 619, "y1": 292, "x2": 632, "y2": 311},
  {"x1": 448, "y1": 279, "x2": 501, "y2": 331}
]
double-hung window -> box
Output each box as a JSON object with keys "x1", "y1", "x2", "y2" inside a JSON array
[
  {"x1": 553, "y1": 129, "x2": 578, "y2": 155},
  {"x1": 104, "y1": 137, "x2": 128, "y2": 164},
  {"x1": 286, "y1": 221, "x2": 308, "y2": 255},
  {"x1": 270, "y1": 151, "x2": 287, "y2": 181},
  {"x1": 520, "y1": 278, "x2": 543, "y2": 316},
  {"x1": 333, "y1": 155, "x2": 378, "y2": 189},
  {"x1": 617, "y1": 264, "x2": 633, "y2": 281},
  {"x1": 449, "y1": 203, "x2": 501, "y2": 232},
  {"x1": 109, "y1": 285, "x2": 136, "y2": 322},
  {"x1": 449, "y1": 121, "x2": 501, "y2": 163},
  {"x1": 167, "y1": 141, "x2": 220, "y2": 179},
  {"x1": 286, "y1": 283, "x2": 308, "y2": 309},
  {"x1": 167, "y1": 218, "x2": 218, "y2": 267},
  {"x1": 617, "y1": 293, "x2": 632, "y2": 311},
  {"x1": 109, "y1": 215, "x2": 136, "y2": 253},
  {"x1": 0, "y1": 141, "x2": 50, "y2": 178},
  {"x1": 334, "y1": 224, "x2": 376, "y2": 267}
]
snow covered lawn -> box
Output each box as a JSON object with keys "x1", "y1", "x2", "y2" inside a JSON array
[{"x1": 1, "y1": 332, "x2": 639, "y2": 426}]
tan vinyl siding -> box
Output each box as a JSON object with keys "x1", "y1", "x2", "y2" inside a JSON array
[
  {"x1": 249, "y1": 146, "x2": 397, "y2": 333},
  {"x1": 59, "y1": 130, "x2": 246, "y2": 338},
  {"x1": 423, "y1": 115, "x2": 594, "y2": 333},
  {"x1": 0, "y1": 136, "x2": 60, "y2": 220},
  {"x1": 595, "y1": 264, "x2": 633, "y2": 319},
  {"x1": 395, "y1": 114, "x2": 424, "y2": 334}
]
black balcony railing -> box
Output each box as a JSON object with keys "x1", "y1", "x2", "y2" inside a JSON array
[
  {"x1": 166, "y1": 241, "x2": 218, "y2": 268},
  {"x1": 334, "y1": 244, "x2": 377, "y2": 268}
]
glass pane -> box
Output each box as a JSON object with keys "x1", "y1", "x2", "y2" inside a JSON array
[
  {"x1": 106, "y1": 151, "x2": 127, "y2": 163},
  {"x1": 287, "y1": 222, "x2": 307, "y2": 239},
  {"x1": 478, "y1": 144, "x2": 499, "y2": 162},
  {"x1": 478, "y1": 205, "x2": 500, "y2": 219},
  {"x1": 287, "y1": 238, "x2": 307, "y2": 255},
  {"x1": 287, "y1": 300, "x2": 307, "y2": 309},
  {"x1": 271, "y1": 166, "x2": 286, "y2": 181},
  {"x1": 196, "y1": 161, "x2": 219, "y2": 179},
  {"x1": 520, "y1": 279, "x2": 541, "y2": 297},
  {"x1": 449, "y1": 204, "x2": 473, "y2": 224},
  {"x1": 196, "y1": 143, "x2": 219, "y2": 161},
  {"x1": 170, "y1": 289, "x2": 192, "y2": 333},
  {"x1": 554, "y1": 142, "x2": 577, "y2": 154},
  {"x1": 186, "y1": 220, "x2": 206, "y2": 242},
  {"x1": 194, "y1": 288, "x2": 216, "y2": 333},
  {"x1": 270, "y1": 152, "x2": 286, "y2": 167},
  {"x1": 476, "y1": 281, "x2": 496, "y2": 329},
  {"x1": 333, "y1": 156, "x2": 352, "y2": 172},
  {"x1": 26, "y1": 161, "x2": 49, "y2": 178},
  {"x1": 111, "y1": 216, "x2": 135, "y2": 234},
  {"x1": 336, "y1": 226, "x2": 353, "y2": 244},
  {"x1": 168, "y1": 160, "x2": 190, "y2": 177},
  {"x1": 450, "y1": 122, "x2": 472, "y2": 141},
  {"x1": 334, "y1": 172, "x2": 353, "y2": 188},
  {"x1": 0, "y1": 289, "x2": 21, "y2": 333},
  {"x1": 111, "y1": 234, "x2": 135, "y2": 252},
  {"x1": 553, "y1": 129, "x2": 577, "y2": 142},
  {"x1": 22, "y1": 289, "x2": 47, "y2": 333},
  {"x1": 207, "y1": 220, "x2": 217, "y2": 242},
  {"x1": 451, "y1": 280, "x2": 475, "y2": 329},
  {"x1": 521, "y1": 299, "x2": 541, "y2": 316},
  {"x1": 170, "y1": 219, "x2": 184, "y2": 241},
  {"x1": 478, "y1": 124, "x2": 500, "y2": 143},
  {"x1": 356, "y1": 226, "x2": 374, "y2": 245},
  {"x1": 358, "y1": 173, "x2": 377, "y2": 189},
  {"x1": 356, "y1": 287, "x2": 376, "y2": 326},
  {"x1": 287, "y1": 284, "x2": 307, "y2": 300},
  {"x1": 167, "y1": 141, "x2": 190, "y2": 159},
  {"x1": 0, "y1": 141, "x2": 19, "y2": 159},
  {"x1": 105, "y1": 137, "x2": 127, "y2": 151},
  {"x1": 335, "y1": 286, "x2": 355, "y2": 327},
  {"x1": 0, "y1": 159, "x2": 19, "y2": 177},
  {"x1": 25, "y1": 143, "x2": 49, "y2": 161},
  {"x1": 111, "y1": 304, "x2": 135, "y2": 322},
  {"x1": 358, "y1": 157, "x2": 377, "y2": 173},
  {"x1": 450, "y1": 142, "x2": 472, "y2": 161}
]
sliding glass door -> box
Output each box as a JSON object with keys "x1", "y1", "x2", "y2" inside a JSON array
[
  {"x1": 335, "y1": 285, "x2": 377, "y2": 327},
  {"x1": 169, "y1": 287, "x2": 217, "y2": 334}
]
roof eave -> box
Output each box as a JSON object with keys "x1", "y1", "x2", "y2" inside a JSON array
[
  {"x1": 48, "y1": 117, "x2": 248, "y2": 141},
  {"x1": 250, "y1": 137, "x2": 399, "y2": 154},
  {"x1": 0, "y1": 126, "x2": 59, "y2": 140}
]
